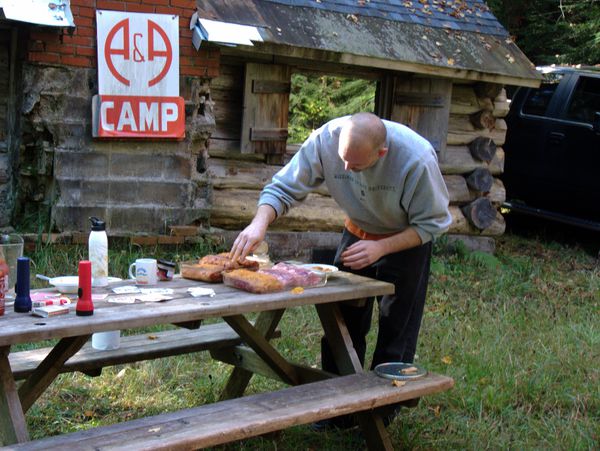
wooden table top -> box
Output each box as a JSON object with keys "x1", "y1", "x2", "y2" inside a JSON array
[{"x1": 0, "y1": 272, "x2": 394, "y2": 347}]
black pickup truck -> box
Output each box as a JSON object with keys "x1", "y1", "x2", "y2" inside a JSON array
[{"x1": 502, "y1": 66, "x2": 600, "y2": 231}]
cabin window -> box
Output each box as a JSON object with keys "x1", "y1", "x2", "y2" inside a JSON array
[{"x1": 287, "y1": 73, "x2": 376, "y2": 145}]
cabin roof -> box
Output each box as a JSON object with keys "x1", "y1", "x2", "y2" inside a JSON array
[{"x1": 196, "y1": 0, "x2": 541, "y2": 87}]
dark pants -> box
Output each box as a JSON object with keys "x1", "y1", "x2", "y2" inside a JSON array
[{"x1": 321, "y1": 229, "x2": 432, "y2": 373}]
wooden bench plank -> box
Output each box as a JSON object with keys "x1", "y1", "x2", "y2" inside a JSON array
[
  {"x1": 3, "y1": 372, "x2": 454, "y2": 450},
  {"x1": 9, "y1": 323, "x2": 273, "y2": 381}
]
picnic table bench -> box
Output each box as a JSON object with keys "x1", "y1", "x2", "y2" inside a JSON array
[
  {"x1": 3, "y1": 371, "x2": 453, "y2": 450},
  {"x1": 0, "y1": 273, "x2": 454, "y2": 450}
]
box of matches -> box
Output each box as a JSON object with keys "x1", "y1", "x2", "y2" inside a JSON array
[{"x1": 32, "y1": 305, "x2": 70, "y2": 317}]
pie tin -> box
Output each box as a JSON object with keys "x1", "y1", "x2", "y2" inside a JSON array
[{"x1": 373, "y1": 362, "x2": 428, "y2": 380}]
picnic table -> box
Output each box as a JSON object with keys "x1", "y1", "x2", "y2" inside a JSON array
[{"x1": 0, "y1": 271, "x2": 453, "y2": 450}]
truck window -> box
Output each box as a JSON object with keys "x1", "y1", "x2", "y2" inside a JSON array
[
  {"x1": 521, "y1": 82, "x2": 559, "y2": 117},
  {"x1": 565, "y1": 76, "x2": 600, "y2": 124}
]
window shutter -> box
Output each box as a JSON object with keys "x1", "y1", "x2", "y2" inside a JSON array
[
  {"x1": 391, "y1": 76, "x2": 452, "y2": 157},
  {"x1": 241, "y1": 63, "x2": 291, "y2": 156}
]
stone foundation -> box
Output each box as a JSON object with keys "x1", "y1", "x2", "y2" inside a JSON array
[{"x1": 17, "y1": 64, "x2": 215, "y2": 234}]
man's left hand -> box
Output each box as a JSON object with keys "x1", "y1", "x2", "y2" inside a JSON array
[{"x1": 341, "y1": 240, "x2": 385, "y2": 270}]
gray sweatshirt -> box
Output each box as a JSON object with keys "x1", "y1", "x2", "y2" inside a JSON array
[{"x1": 259, "y1": 116, "x2": 452, "y2": 244}]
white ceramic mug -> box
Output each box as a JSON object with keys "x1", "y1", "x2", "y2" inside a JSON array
[{"x1": 128, "y1": 258, "x2": 158, "y2": 285}]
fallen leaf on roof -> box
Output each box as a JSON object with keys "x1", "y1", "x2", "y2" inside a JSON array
[
  {"x1": 447, "y1": 58, "x2": 455, "y2": 66},
  {"x1": 346, "y1": 14, "x2": 359, "y2": 24},
  {"x1": 392, "y1": 380, "x2": 407, "y2": 387},
  {"x1": 148, "y1": 427, "x2": 161, "y2": 433}
]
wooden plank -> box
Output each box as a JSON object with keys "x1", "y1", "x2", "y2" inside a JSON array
[
  {"x1": 220, "y1": 43, "x2": 541, "y2": 88},
  {"x1": 210, "y1": 189, "x2": 345, "y2": 232},
  {"x1": 439, "y1": 145, "x2": 504, "y2": 175},
  {"x1": 224, "y1": 315, "x2": 299, "y2": 386},
  {"x1": 450, "y1": 84, "x2": 482, "y2": 115},
  {"x1": 250, "y1": 127, "x2": 288, "y2": 142},
  {"x1": 6, "y1": 372, "x2": 454, "y2": 450},
  {"x1": 447, "y1": 114, "x2": 507, "y2": 146},
  {"x1": 0, "y1": 274, "x2": 394, "y2": 347},
  {"x1": 315, "y1": 303, "x2": 363, "y2": 374},
  {"x1": 211, "y1": 345, "x2": 331, "y2": 384},
  {"x1": 356, "y1": 413, "x2": 394, "y2": 451},
  {"x1": 219, "y1": 309, "x2": 284, "y2": 400},
  {"x1": 394, "y1": 92, "x2": 446, "y2": 108},
  {"x1": 444, "y1": 175, "x2": 471, "y2": 204},
  {"x1": 0, "y1": 347, "x2": 29, "y2": 445},
  {"x1": 391, "y1": 76, "x2": 452, "y2": 155},
  {"x1": 18, "y1": 335, "x2": 90, "y2": 413},
  {"x1": 9, "y1": 323, "x2": 259, "y2": 381},
  {"x1": 204, "y1": 158, "x2": 327, "y2": 194},
  {"x1": 252, "y1": 80, "x2": 291, "y2": 94}
]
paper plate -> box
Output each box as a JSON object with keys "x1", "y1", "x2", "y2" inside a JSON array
[
  {"x1": 374, "y1": 362, "x2": 428, "y2": 380},
  {"x1": 301, "y1": 264, "x2": 339, "y2": 276}
]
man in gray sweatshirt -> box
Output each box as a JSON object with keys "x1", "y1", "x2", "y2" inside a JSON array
[{"x1": 231, "y1": 112, "x2": 451, "y2": 424}]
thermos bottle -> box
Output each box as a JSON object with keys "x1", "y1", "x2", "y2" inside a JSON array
[
  {"x1": 89, "y1": 217, "x2": 108, "y2": 287},
  {"x1": 76, "y1": 260, "x2": 94, "y2": 316},
  {"x1": 14, "y1": 257, "x2": 32, "y2": 313}
]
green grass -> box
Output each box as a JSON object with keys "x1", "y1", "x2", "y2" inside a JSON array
[{"x1": 15, "y1": 233, "x2": 600, "y2": 449}]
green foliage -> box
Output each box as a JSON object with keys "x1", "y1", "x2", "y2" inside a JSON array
[
  {"x1": 488, "y1": 0, "x2": 600, "y2": 65},
  {"x1": 288, "y1": 74, "x2": 376, "y2": 143}
]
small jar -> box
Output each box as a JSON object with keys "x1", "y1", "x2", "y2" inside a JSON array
[{"x1": 157, "y1": 259, "x2": 176, "y2": 281}]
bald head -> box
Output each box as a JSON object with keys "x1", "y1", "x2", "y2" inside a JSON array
[{"x1": 338, "y1": 113, "x2": 388, "y2": 172}]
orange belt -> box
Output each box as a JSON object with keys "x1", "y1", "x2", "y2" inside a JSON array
[{"x1": 344, "y1": 218, "x2": 398, "y2": 241}]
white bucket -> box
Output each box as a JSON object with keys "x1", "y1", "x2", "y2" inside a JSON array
[{"x1": 92, "y1": 330, "x2": 121, "y2": 350}]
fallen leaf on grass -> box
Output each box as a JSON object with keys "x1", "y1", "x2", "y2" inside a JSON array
[
  {"x1": 84, "y1": 410, "x2": 94, "y2": 418},
  {"x1": 430, "y1": 405, "x2": 441, "y2": 416},
  {"x1": 441, "y1": 355, "x2": 452, "y2": 365},
  {"x1": 392, "y1": 380, "x2": 407, "y2": 387},
  {"x1": 116, "y1": 368, "x2": 127, "y2": 379}
]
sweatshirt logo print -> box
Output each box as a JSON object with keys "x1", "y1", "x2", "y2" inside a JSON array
[{"x1": 333, "y1": 173, "x2": 397, "y2": 193}]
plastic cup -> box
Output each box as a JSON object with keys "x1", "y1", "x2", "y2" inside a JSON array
[{"x1": 0, "y1": 234, "x2": 24, "y2": 298}]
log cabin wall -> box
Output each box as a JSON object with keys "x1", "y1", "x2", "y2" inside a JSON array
[{"x1": 204, "y1": 61, "x2": 510, "y2": 257}]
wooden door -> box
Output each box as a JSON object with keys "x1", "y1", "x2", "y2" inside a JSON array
[
  {"x1": 241, "y1": 63, "x2": 291, "y2": 158},
  {"x1": 391, "y1": 76, "x2": 452, "y2": 158}
]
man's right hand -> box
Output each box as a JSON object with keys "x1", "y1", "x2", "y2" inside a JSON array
[{"x1": 229, "y1": 205, "x2": 276, "y2": 262}]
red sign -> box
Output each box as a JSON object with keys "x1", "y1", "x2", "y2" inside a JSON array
[{"x1": 97, "y1": 95, "x2": 185, "y2": 138}]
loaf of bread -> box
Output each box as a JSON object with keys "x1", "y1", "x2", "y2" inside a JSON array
[
  {"x1": 181, "y1": 253, "x2": 259, "y2": 283},
  {"x1": 222, "y1": 269, "x2": 284, "y2": 294}
]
